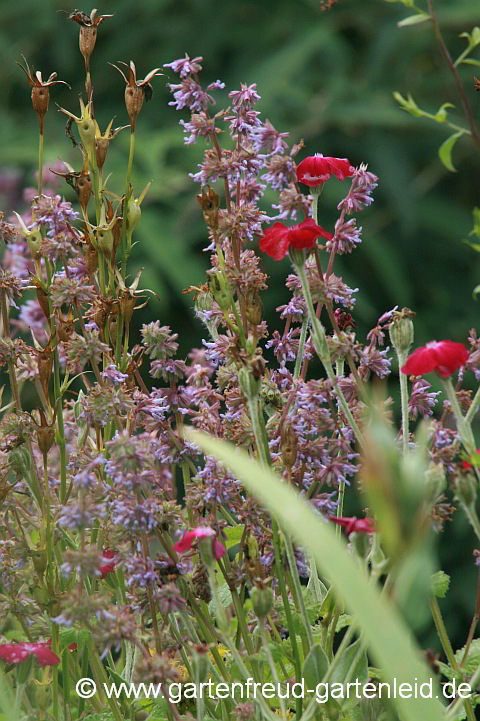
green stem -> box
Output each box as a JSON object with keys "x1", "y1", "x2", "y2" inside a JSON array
[
  {"x1": 430, "y1": 596, "x2": 477, "y2": 721},
  {"x1": 38, "y1": 128, "x2": 44, "y2": 196},
  {"x1": 51, "y1": 623, "x2": 60, "y2": 720},
  {"x1": 13, "y1": 680, "x2": 27, "y2": 719},
  {"x1": 296, "y1": 261, "x2": 366, "y2": 450},
  {"x1": 465, "y1": 384, "x2": 480, "y2": 425},
  {"x1": 284, "y1": 534, "x2": 313, "y2": 649},
  {"x1": 443, "y1": 378, "x2": 476, "y2": 455},
  {"x1": 397, "y1": 349, "x2": 410, "y2": 456},
  {"x1": 293, "y1": 317, "x2": 309, "y2": 380},
  {"x1": 259, "y1": 620, "x2": 288, "y2": 720}
]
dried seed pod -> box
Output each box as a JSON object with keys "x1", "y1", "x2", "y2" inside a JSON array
[
  {"x1": 196, "y1": 185, "x2": 220, "y2": 229},
  {"x1": 245, "y1": 287, "x2": 263, "y2": 326},
  {"x1": 57, "y1": 309, "x2": 75, "y2": 343},
  {"x1": 120, "y1": 293, "x2": 137, "y2": 325},
  {"x1": 31, "y1": 86, "x2": 50, "y2": 121},
  {"x1": 37, "y1": 347, "x2": 53, "y2": 399},
  {"x1": 95, "y1": 136, "x2": 109, "y2": 170},
  {"x1": 75, "y1": 172, "x2": 92, "y2": 213},
  {"x1": 35, "y1": 408, "x2": 56, "y2": 457},
  {"x1": 35, "y1": 282, "x2": 50, "y2": 322},
  {"x1": 79, "y1": 25, "x2": 97, "y2": 70},
  {"x1": 84, "y1": 237, "x2": 98, "y2": 276}
]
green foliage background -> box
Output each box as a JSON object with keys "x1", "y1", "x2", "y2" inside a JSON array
[{"x1": 0, "y1": 0, "x2": 478, "y2": 653}]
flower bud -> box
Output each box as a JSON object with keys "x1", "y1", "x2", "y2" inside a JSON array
[
  {"x1": 238, "y1": 367, "x2": 261, "y2": 400},
  {"x1": 127, "y1": 197, "x2": 142, "y2": 234},
  {"x1": 424, "y1": 462, "x2": 446, "y2": 504},
  {"x1": 8, "y1": 446, "x2": 32, "y2": 477},
  {"x1": 246, "y1": 535, "x2": 259, "y2": 561},
  {"x1": 251, "y1": 585, "x2": 274, "y2": 619},
  {"x1": 96, "y1": 227, "x2": 114, "y2": 257},
  {"x1": 281, "y1": 420, "x2": 297, "y2": 468},
  {"x1": 209, "y1": 272, "x2": 232, "y2": 312},
  {"x1": 389, "y1": 308, "x2": 415, "y2": 354},
  {"x1": 455, "y1": 473, "x2": 477, "y2": 508},
  {"x1": 245, "y1": 288, "x2": 263, "y2": 326},
  {"x1": 78, "y1": 117, "x2": 96, "y2": 156}
]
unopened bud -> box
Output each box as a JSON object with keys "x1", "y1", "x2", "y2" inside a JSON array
[
  {"x1": 246, "y1": 535, "x2": 259, "y2": 561},
  {"x1": 127, "y1": 197, "x2": 142, "y2": 234},
  {"x1": 96, "y1": 227, "x2": 114, "y2": 257},
  {"x1": 245, "y1": 288, "x2": 263, "y2": 326},
  {"x1": 389, "y1": 308, "x2": 415, "y2": 354},
  {"x1": 209, "y1": 272, "x2": 232, "y2": 312},
  {"x1": 424, "y1": 462, "x2": 446, "y2": 503},
  {"x1": 238, "y1": 367, "x2": 261, "y2": 400},
  {"x1": 455, "y1": 473, "x2": 477, "y2": 508},
  {"x1": 78, "y1": 117, "x2": 96, "y2": 156},
  {"x1": 251, "y1": 585, "x2": 274, "y2": 619}
]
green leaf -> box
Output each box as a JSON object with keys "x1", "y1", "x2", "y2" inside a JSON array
[
  {"x1": 435, "y1": 102, "x2": 455, "y2": 123},
  {"x1": 454, "y1": 639, "x2": 480, "y2": 679},
  {"x1": 431, "y1": 570, "x2": 450, "y2": 598},
  {"x1": 461, "y1": 58, "x2": 480, "y2": 66},
  {"x1": 187, "y1": 430, "x2": 445, "y2": 721},
  {"x1": 329, "y1": 638, "x2": 369, "y2": 710},
  {"x1": 474, "y1": 284, "x2": 480, "y2": 300},
  {"x1": 463, "y1": 241, "x2": 480, "y2": 252},
  {"x1": 438, "y1": 131, "x2": 465, "y2": 172},
  {"x1": 302, "y1": 644, "x2": 329, "y2": 687},
  {"x1": 397, "y1": 12, "x2": 430, "y2": 27},
  {"x1": 224, "y1": 525, "x2": 245, "y2": 549},
  {"x1": 208, "y1": 582, "x2": 232, "y2": 619}
]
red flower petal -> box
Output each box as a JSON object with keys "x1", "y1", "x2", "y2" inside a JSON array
[
  {"x1": 173, "y1": 526, "x2": 215, "y2": 554},
  {"x1": 401, "y1": 340, "x2": 468, "y2": 378},
  {"x1": 296, "y1": 154, "x2": 354, "y2": 186},
  {"x1": 329, "y1": 516, "x2": 376, "y2": 535},
  {"x1": 0, "y1": 642, "x2": 60, "y2": 667},
  {"x1": 260, "y1": 219, "x2": 332, "y2": 260},
  {"x1": 99, "y1": 549, "x2": 116, "y2": 579}
]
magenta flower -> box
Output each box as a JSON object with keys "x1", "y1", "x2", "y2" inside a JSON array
[
  {"x1": 296, "y1": 154, "x2": 354, "y2": 186},
  {"x1": 328, "y1": 516, "x2": 376, "y2": 535},
  {"x1": 401, "y1": 340, "x2": 469, "y2": 378},
  {"x1": 0, "y1": 642, "x2": 60, "y2": 666},
  {"x1": 260, "y1": 218, "x2": 332, "y2": 261},
  {"x1": 173, "y1": 526, "x2": 225, "y2": 559}
]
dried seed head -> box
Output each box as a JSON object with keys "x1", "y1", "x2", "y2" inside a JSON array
[
  {"x1": 83, "y1": 236, "x2": 98, "y2": 276},
  {"x1": 35, "y1": 282, "x2": 51, "y2": 322},
  {"x1": 120, "y1": 292, "x2": 137, "y2": 325},
  {"x1": 79, "y1": 25, "x2": 97, "y2": 69},
  {"x1": 57, "y1": 310, "x2": 75, "y2": 343},
  {"x1": 75, "y1": 172, "x2": 92, "y2": 213},
  {"x1": 125, "y1": 85, "x2": 145, "y2": 125},
  {"x1": 32, "y1": 86, "x2": 50, "y2": 121},
  {"x1": 37, "y1": 346, "x2": 53, "y2": 399},
  {"x1": 95, "y1": 136, "x2": 109, "y2": 170},
  {"x1": 34, "y1": 409, "x2": 56, "y2": 456}
]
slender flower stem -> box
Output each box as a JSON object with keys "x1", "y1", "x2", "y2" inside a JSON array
[
  {"x1": 246, "y1": 391, "x2": 303, "y2": 717},
  {"x1": 465, "y1": 384, "x2": 480, "y2": 425},
  {"x1": 295, "y1": 260, "x2": 366, "y2": 450},
  {"x1": 443, "y1": 378, "x2": 476, "y2": 454},
  {"x1": 284, "y1": 534, "x2": 313, "y2": 649},
  {"x1": 430, "y1": 596, "x2": 477, "y2": 721},
  {"x1": 397, "y1": 350, "x2": 410, "y2": 455},
  {"x1": 38, "y1": 125, "x2": 44, "y2": 196},
  {"x1": 294, "y1": 317, "x2": 309, "y2": 380}
]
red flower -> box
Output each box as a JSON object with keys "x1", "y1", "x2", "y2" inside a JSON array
[
  {"x1": 0, "y1": 642, "x2": 60, "y2": 667},
  {"x1": 401, "y1": 340, "x2": 469, "y2": 378},
  {"x1": 173, "y1": 526, "x2": 226, "y2": 560},
  {"x1": 329, "y1": 516, "x2": 376, "y2": 535},
  {"x1": 46, "y1": 638, "x2": 77, "y2": 652},
  {"x1": 99, "y1": 549, "x2": 116, "y2": 579},
  {"x1": 296, "y1": 154, "x2": 354, "y2": 186},
  {"x1": 260, "y1": 219, "x2": 332, "y2": 261}
]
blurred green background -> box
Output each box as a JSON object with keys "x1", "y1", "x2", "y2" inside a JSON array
[{"x1": 0, "y1": 0, "x2": 479, "y2": 654}]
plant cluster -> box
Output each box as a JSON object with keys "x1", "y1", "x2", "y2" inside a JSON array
[{"x1": 0, "y1": 4, "x2": 479, "y2": 721}]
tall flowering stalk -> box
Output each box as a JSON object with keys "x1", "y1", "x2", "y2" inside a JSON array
[{"x1": 0, "y1": 9, "x2": 478, "y2": 721}]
